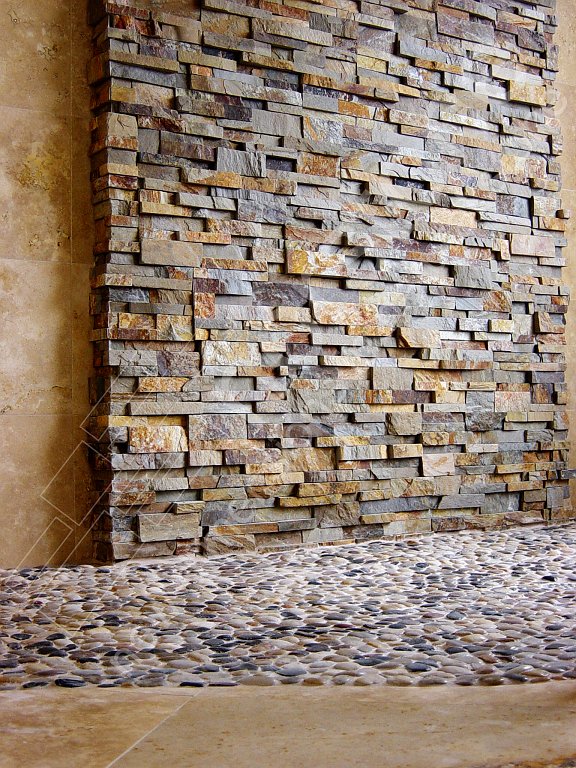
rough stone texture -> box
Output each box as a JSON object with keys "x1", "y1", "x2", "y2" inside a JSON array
[
  {"x1": 88, "y1": 0, "x2": 574, "y2": 561},
  {"x1": 0, "y1": 524, "x2": 576, "y2": 689}
]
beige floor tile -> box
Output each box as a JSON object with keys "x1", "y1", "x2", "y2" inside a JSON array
[
  {"x1": 0, "y1": 683, "x2": 575, "y2": 768},
  {"x1": 0, "y1": 688, "x2": 194, "y2": 768},
  {"x1": 112, "y1": 683, "x2": 576, "y2": 768}
]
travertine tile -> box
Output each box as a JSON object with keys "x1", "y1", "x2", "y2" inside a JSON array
[
  {"x1": 557, "y1": 0, "x2": 576, "y2": 78},
  {"x1": 70, "y1": 0, "x2": 92, "y2": 119},
  {"x1": 557, "y1": 83, "x2": 576, "y2": 191},
  {"x1": 0, "y1": 688, "x2": 191, "y2": 768},
  {"x1": 0, "y1": 259, "x2": 72, "y2": 415},
  {"x1": 71, "y1": 117, "x2": 94, "y2": 265},
  {"x1": 0, "y1": 413, "x2": 76, "y2": 566},
  {"x1": 0, "y1": 0, "x2": 71, "y2": 116},
  {"x1": 0, "y1": 0, "x2": 94, "y2": 567},
  {"x1": 71, "y1": 262, "x2": 92, "y2": 415},
  {"x1": 72, "y1": 422, "x2": 98, "y2": 564},
  {"x1": 113, "y1": 683, "x2": 576, "y2": 768},
  {"x1": 1, "y1": 681, "x2": 576, "y2": 768},
  {"x1": 0, "y1": 109, "x2": 71, "y2": 263}
]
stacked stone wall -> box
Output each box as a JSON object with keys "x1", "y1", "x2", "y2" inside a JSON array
[{"x1": 88, "y1": 0, "x2": 573, "y2": 560}]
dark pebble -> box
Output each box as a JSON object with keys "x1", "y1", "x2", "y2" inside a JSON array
[
  {"x1": 504, "y1": 673, "x2": 528, "y2": 682},
  {"x1": 355, "y1": 655, "x2": 389, "y2": 666},
  {"x1": 207, "y1": 681, "x2": 237, "y2": 687},
  {"x1": 405, "y1": 663, "x2": 432, "y2": 672},
  {"x1": 55, "y1": 678, "x2": 86, "y2": 688}
]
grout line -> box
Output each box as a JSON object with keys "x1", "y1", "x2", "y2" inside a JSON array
[
  {"x1": 68, "y1": 0, "x2": 74, "y2": 417},
  {"x1": 103, "y1": 695, "x2": 199, "y2": 768}
]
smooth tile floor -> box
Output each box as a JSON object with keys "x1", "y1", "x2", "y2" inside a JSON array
[{"x1": 1, "y1": 681, "x2": 575, "y2": 768}]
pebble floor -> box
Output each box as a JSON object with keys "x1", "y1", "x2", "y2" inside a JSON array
[{"x1": 0, "y1": 524, "x2": 575, "y2": 690}]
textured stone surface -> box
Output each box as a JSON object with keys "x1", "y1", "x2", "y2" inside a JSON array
[
  {"x1": 0, "y1": 524, "x2": 575, "y2": 689},
  {"x1": 129, "y1": 426, "x2": 187, "y2": 454},
  {"x1": 88, "y1": 0, "x2": 573, "y2": 561}
]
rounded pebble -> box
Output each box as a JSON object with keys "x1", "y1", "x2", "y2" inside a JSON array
[{"x1": 0, "y1": 525, "x2": 574, "y2": 689}]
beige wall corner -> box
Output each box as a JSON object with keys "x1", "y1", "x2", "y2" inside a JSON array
[
  {"x1": 557, "y1": 0, "x2": 576, "y2": 506},
  {"x1": 0, "y1": 1, "x2": 94, "y2": 567}
]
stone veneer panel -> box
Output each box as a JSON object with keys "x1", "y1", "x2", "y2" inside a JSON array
[{"x1": 88, "y1": 0, "x2": 574, "y2": 561}]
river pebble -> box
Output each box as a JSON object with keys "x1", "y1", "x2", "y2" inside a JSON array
[{"x1": 0, "y1": 525, "x2": 575, "y2": 689}]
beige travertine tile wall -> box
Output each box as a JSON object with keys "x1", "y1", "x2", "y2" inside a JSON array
[
  {"x1": 0, "y1": 0, "x2": 575, "y2": 567},
  {"x1": 0, "y1": 1, "x2": 94, "y2": 566},
  {"x1": 557, "y1": 0, "x2": 576, "y2": 504}
]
